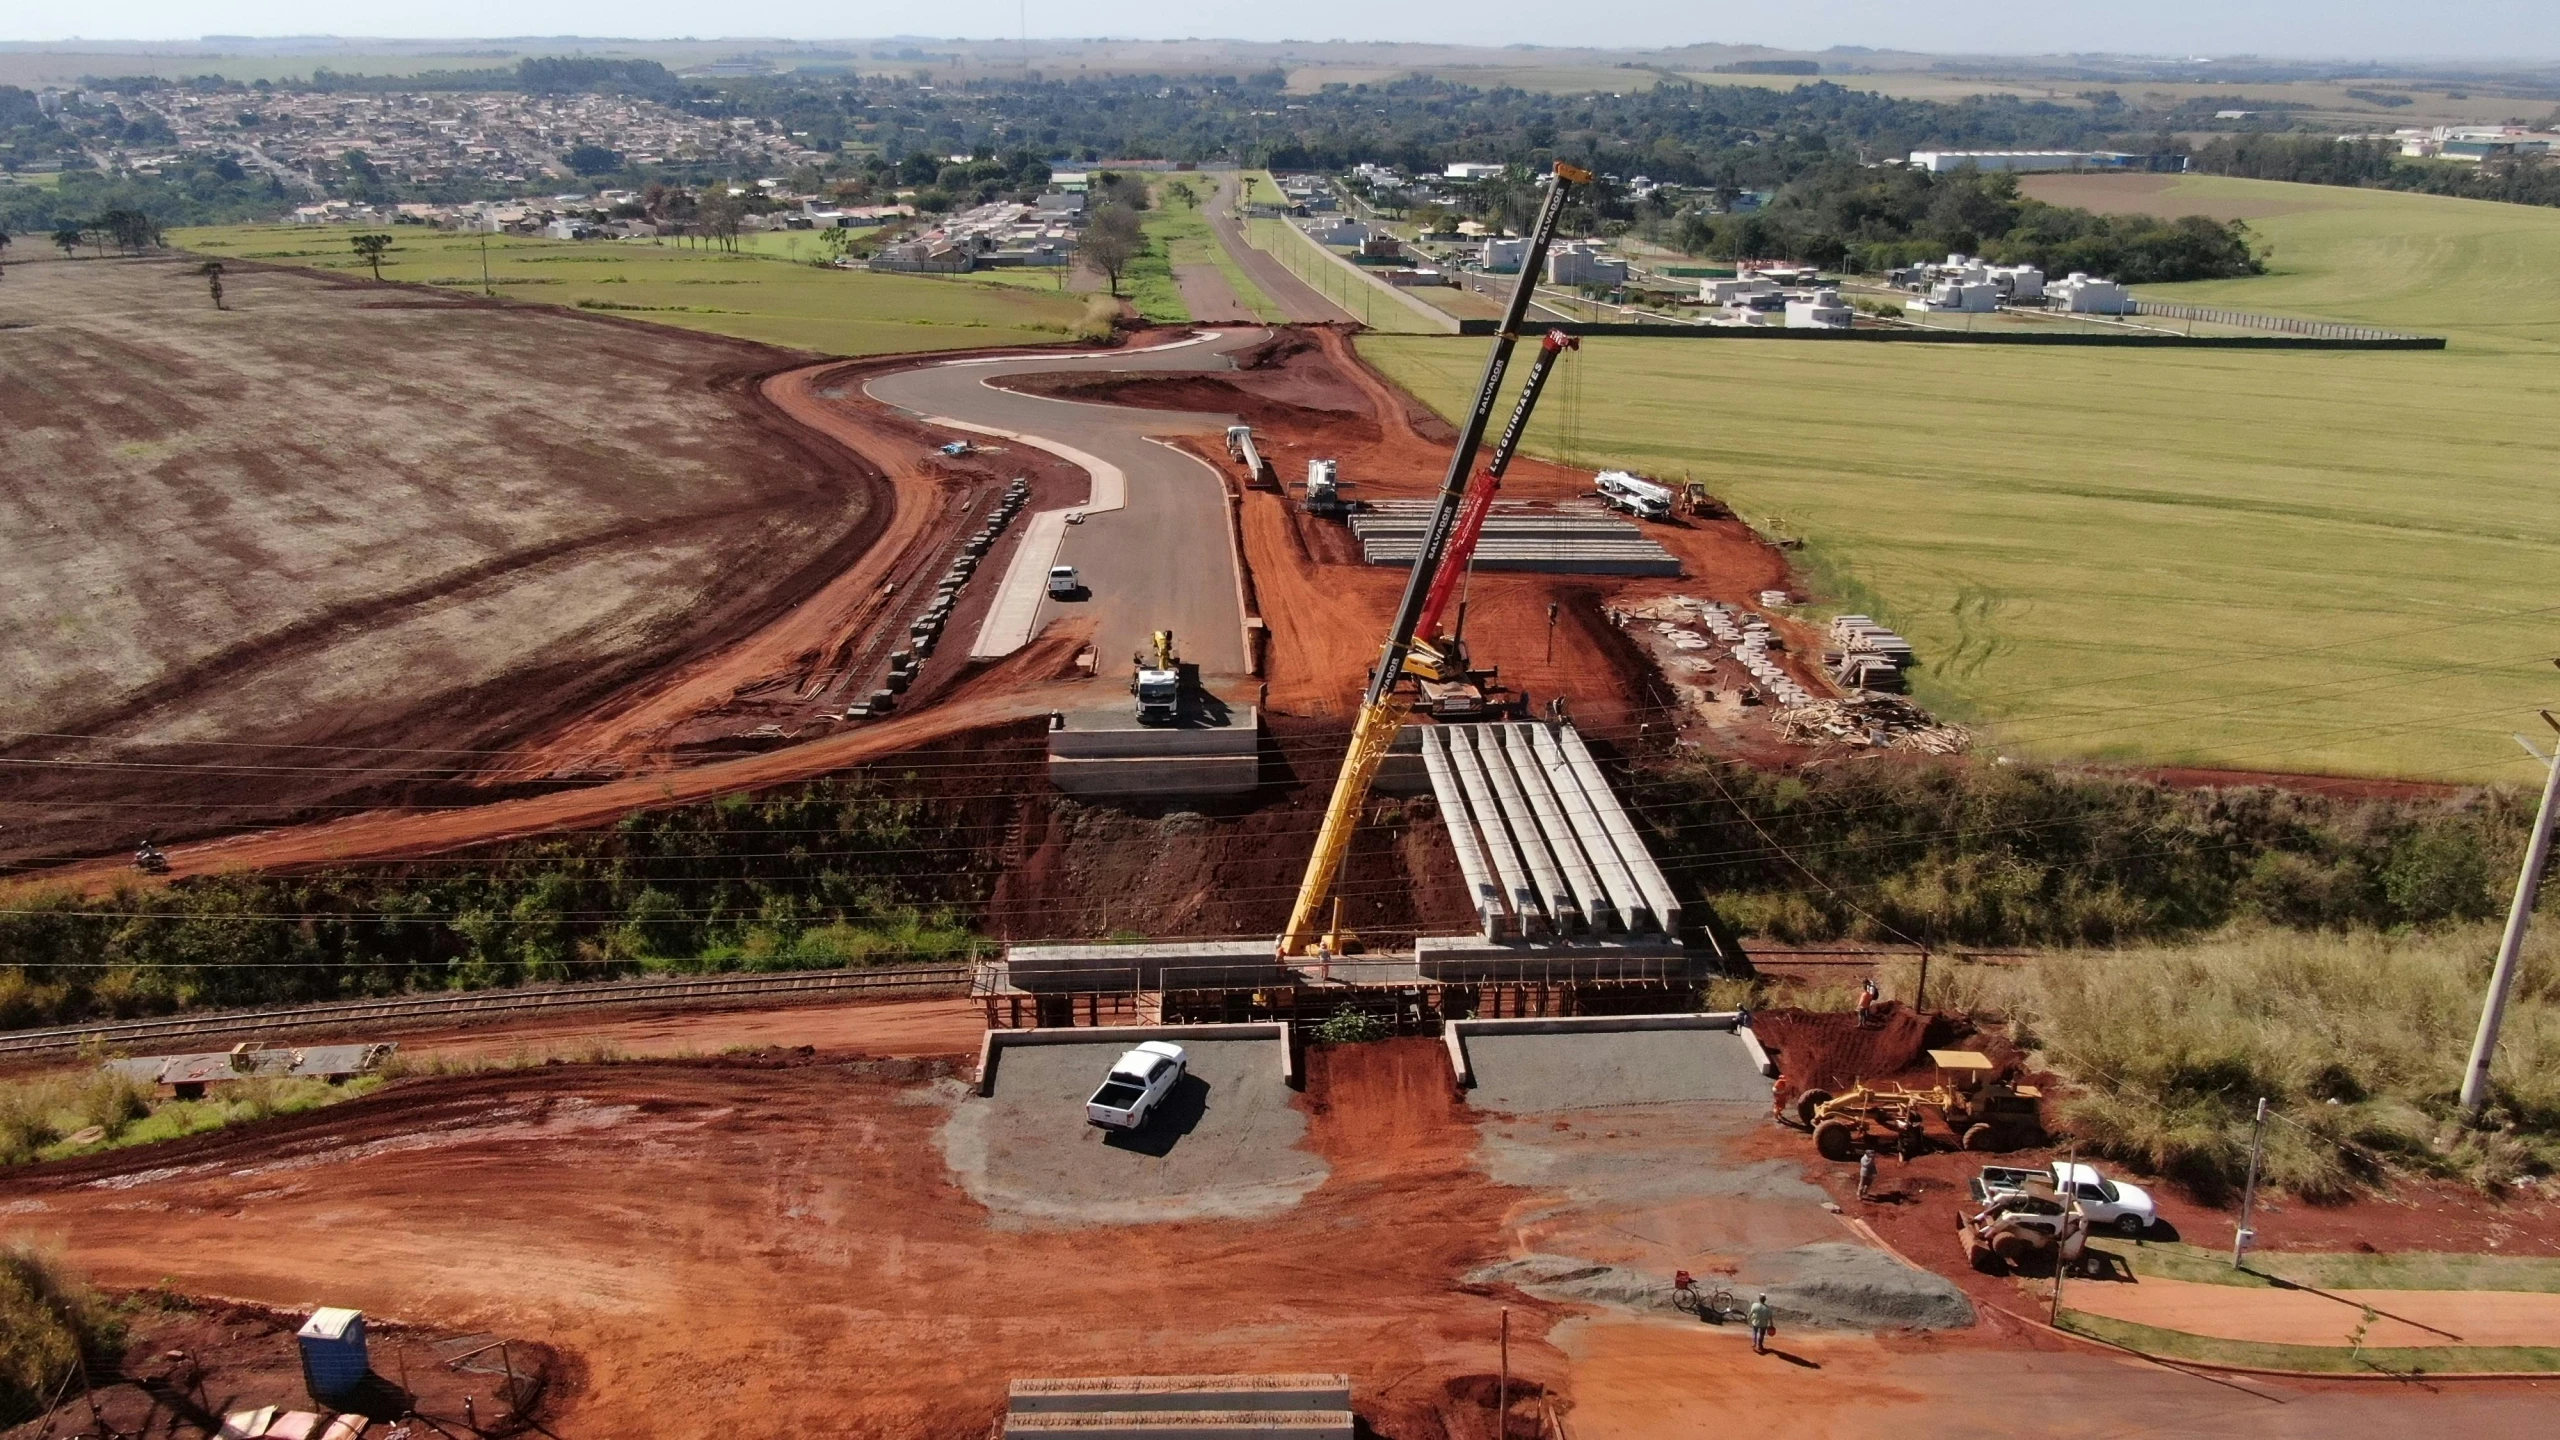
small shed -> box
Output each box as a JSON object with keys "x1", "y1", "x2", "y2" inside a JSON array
[{"x1": 297, "y1": 1308, "x2": 370, "y2": 1403}]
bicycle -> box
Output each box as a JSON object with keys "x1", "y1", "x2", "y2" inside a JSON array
[{"x1": 1669, "y1": 1271, "x2": 1738, "y2": 1324}]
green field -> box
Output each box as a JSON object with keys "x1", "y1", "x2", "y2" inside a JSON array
[
  {"x1": 172, "y1": 224, "x2": 1089, "y2": 357},
  {"x1": 1363, "y1": 178, "x2": 2560, "y2": 783}
]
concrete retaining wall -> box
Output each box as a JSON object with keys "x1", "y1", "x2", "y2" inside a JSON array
[
  {"x1": 995, "y1": 941, "x2": 1291, "y2": 993},
  {"x1": 1440, "y1": 1011, "x2": 1757, "y2": 1086},
  {"x1": 974, "y1": 1021, "x2": 1295, "y2": 1095},
  {"x1": 1047, "y1": 756, "x2": 1260, "y2": 797}
]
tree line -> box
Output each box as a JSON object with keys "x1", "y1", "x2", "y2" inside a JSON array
[
  {"x1": 2191, "y1": 133, "x2": 2560, "y2": 211},
  {"x1": 0, "y1": 780, "x2": 995, "y2": 1031},
  {"x1": 1667, "y1": 163, "x2": 2263, "y2": 281}
]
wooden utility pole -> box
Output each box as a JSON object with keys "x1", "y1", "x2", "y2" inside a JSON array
[
  {"x1": 1497, "y1": 1307, "x2": 1510, "y2": 1440},
  {"x1": 2460, "y1": 710, "x2": 2560, "y2": 1121}
]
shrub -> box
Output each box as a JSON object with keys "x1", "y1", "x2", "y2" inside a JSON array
[
  {"x1": 0, "y1": 1240, "x2": 121, "y2": 1425},
  {"x1": 1314, "y1": 1006, "x2": 1389, "y2": 1044}
]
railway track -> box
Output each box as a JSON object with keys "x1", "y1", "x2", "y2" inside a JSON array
[{"x1": 0, "y1": 965, "x2": 973, "y2": 1059}]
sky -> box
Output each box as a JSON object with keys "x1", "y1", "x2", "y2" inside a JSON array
[{"x1": 7, "y1": 2, "x2": 2558, "y2": 61}]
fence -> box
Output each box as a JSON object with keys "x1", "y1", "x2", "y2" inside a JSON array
[
  {"x1": 2129, "y1": 300, "x2": 2435, "y2": 344},
  {"x1": 1242, "y1": 216, "x2": 1455, "y2": 333},
  {"x1": 1452, "y1": 318, "x2": 2444, "y2": 348},
  {"x1": 0, "y1": 964, "x2": 973, "y2": 1058}
]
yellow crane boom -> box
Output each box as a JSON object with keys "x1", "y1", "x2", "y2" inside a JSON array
[{"x1": 1277, "y1": 162, "x2": 1591, "y2": 958}]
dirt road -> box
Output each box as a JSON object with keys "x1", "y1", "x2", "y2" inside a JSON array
[
  {"x1": 2060, "y1": 1273, "x2": 2560, "y2": 1350},
  {"x1": 1207, "y1": 175, "x2": 1358, "y2": 325},
  {"x1": 866, "y1": 330, "x2": 1268, "y2": 687}
]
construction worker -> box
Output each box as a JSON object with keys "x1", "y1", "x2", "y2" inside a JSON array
[
  {"x1": 1747, "y1": 1294, "x2": 1775, "y2": 1355},
  {"x1": 1855, "y1": 976, "x2": 1880, "y2": 1025},
  {"x1": 1857, "y1": 1148, "x2": 1877, "y2": 1200},
  {"x1": 1897, "y1": 1113, "x2": 1925, "y2": 1163}
]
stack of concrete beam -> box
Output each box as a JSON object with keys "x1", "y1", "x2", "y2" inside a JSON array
[
  {"x1": 1004, "y1": 1375, "x2": 1353, "y2": 1439},
  {"x1": 1350, "y1": 500, "x2": 1679, "y2": 576},
  {"x1": 1419, "y1": 721, "x2": 1682, "y2": 943}
]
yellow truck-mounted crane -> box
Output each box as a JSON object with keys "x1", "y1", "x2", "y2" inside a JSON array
[{"x1": 1277, "y1": 162, "x2": 1591, "y2": 958}]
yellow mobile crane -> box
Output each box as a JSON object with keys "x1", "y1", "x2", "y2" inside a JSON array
[{"x1": 1277, "y1": 161, "x2": 1591, "y2": 958}]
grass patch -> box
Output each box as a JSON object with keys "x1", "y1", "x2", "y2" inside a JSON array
[
  {"x1": 173, "y1": 224, "x2": 1088, "y2": 357},
  {"x1": 0, "y1": 1064, "x2": 381, "y2": 1167},
  {"x1": 0, "y1": 1240, "x2": 120, "y2": 1424},
  {"x1": 1936, "y1": 925, "x2": 2560, "y2": 1198},
  {"x1": 2058, "y1": 1307, "x2": 2560, "y2": 1374},
  {"x1": 2104, "y1": 1240, "x2": 2560, "y2": 1293},
  {"x1": 1360, "y1": 177, "x2": 2560, "y2": 782}
]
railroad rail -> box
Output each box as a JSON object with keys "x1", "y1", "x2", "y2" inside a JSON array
[{"x1": 0, "y1": 964, "x2": 972, "y2": 1059}]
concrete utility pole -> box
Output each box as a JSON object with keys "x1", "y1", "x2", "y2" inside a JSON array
[
  {"x1": 2459, "y1": 710, "x2": 2560, "y2": 1122},
  {"x1": 2233, "y1": 1096, "x2": 2268, "y2": 1268}
]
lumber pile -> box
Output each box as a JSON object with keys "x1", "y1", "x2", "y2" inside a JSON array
[{"x1": 1774, "y1": 697, "x2": 1969, "y2": 754}]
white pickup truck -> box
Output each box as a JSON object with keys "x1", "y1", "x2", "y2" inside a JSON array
[
  {"x1": 1973, "y1": 1161, "x2": 2159, "y2": 1237},
  {"x1": 1085, "y1": 1041, "x2": 1188, "y2": 1130}
]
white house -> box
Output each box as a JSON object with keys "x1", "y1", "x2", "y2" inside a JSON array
[
  {"x1": 1907, "y1": 280, "x2": 2001, "y2": 314},
  {"x1": 1310, "y1": 218, "x2": 1370, "y2": 247},
  {"x1": 1700, "y1": 275, "x2": 1779, "y2": 305},
  {"x1": 1445, "y1": 162, "x2": 1506, "y2": 181},
  {"x1": 1547, "y1": 243, "x2": 1628, "y2": 287},
  {"x1": 1785, "y1": 289, "x2": 1854, "y2": 330},
  {"x1": 2049, "y1": 272, "x2": 2134, "y2": 314},
  {"x1": 1480, "y1": 236, "x2": 1528, "y2": 272}
]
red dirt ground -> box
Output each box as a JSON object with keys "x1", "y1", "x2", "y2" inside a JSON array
[{"x1": 2, "y1": 1038, "x2": 1573, "y2": 1440}]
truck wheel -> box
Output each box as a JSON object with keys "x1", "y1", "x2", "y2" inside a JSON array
[
  {"x1": 1814, "y1": 1120, "x2": 1858, "y2": 1162},
  {"x1": 2115, "y1": 1214, "x2": 2147, "y2": 1238},
  {"x1": 1960, "y1": 1123, "x2": 1996, "y2": 1151},
  {"x1": 1795, "y1": 1089, "x2": 1833, "y2": 1127}
]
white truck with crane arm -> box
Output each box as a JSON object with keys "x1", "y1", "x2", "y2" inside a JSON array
[
  {"x1": 1972, "y1": 1161, "x2": 2159, "y2": 1236},
  {"x1": 1594, "y1": 470, "x2": 1674, "y2": 521}
]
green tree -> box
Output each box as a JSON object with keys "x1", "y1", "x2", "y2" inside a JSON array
[
  {"x1": 196, "y1": 260, "x2": 225, "y2": 310},
  {"x1": 349, "y1": 232, "x2": 393, "y2": 280}
]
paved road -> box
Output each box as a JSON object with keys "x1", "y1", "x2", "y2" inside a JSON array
[
  {"x1": 1206, "y1": 174, "x2": 1359, "y2": 325},
  {"x1": 865, "y1": 330, "x2": 1268, "y2": 687}
]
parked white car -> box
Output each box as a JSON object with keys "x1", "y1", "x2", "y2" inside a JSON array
[
  {"x1": 1048, "y1": 564, "x2": 1082, "y2": 597},
  {"x1": 1975, "y1": 1161, "x2": 2159, "y2": 1237},
  {"x1": 1085, "y1": 1041, "x2": 1188, "y2": 1130}
]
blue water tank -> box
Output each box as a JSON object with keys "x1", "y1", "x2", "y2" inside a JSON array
[{"x1": 297, "y1": 1308, "x2": 369, "y2": 1402}]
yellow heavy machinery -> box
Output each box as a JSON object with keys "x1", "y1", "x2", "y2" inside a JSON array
[
  {"x1": 1276, "y1": 162, "x2": 1591, "y2": 959},
  {"x1": 1794, "y1": 1051, "x2": 2046, "y2": 1160}
]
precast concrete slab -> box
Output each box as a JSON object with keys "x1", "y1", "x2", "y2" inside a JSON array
[
  {"x1": 1457, "y1": 1028, "x2": 1768, "y2": 1113},
  {"x1": 1010, "y1": 1375, "x2": 1353, "y2": 1415},
  {"x1": 1004, "y1": 1413, "x2": 1353, "y2": 1439},
  {"x1": 990, "y1": 940, "x2": 1294, "y2": 993},
  {"x1": 940, "y1": 1038, "x2": 1325, "y2": 1229}
]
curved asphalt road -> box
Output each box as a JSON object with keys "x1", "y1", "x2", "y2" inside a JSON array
[{"x1": 864, "y1": 330, "x2": 1270, "y2": 688}]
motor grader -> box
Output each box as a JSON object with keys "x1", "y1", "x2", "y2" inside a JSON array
[{"x1": 1793, "y1": 1050, "x2": 2044, "y2": 1160}]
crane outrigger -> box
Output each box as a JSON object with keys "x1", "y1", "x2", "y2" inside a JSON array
[{"x1": 1278, "y1": 161, "x2": 1591, "y2": 958}]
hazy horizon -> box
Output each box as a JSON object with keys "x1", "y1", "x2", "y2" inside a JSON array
[{"x1": 4, "y1": 3, "x2": 2558, "y2": 66}]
